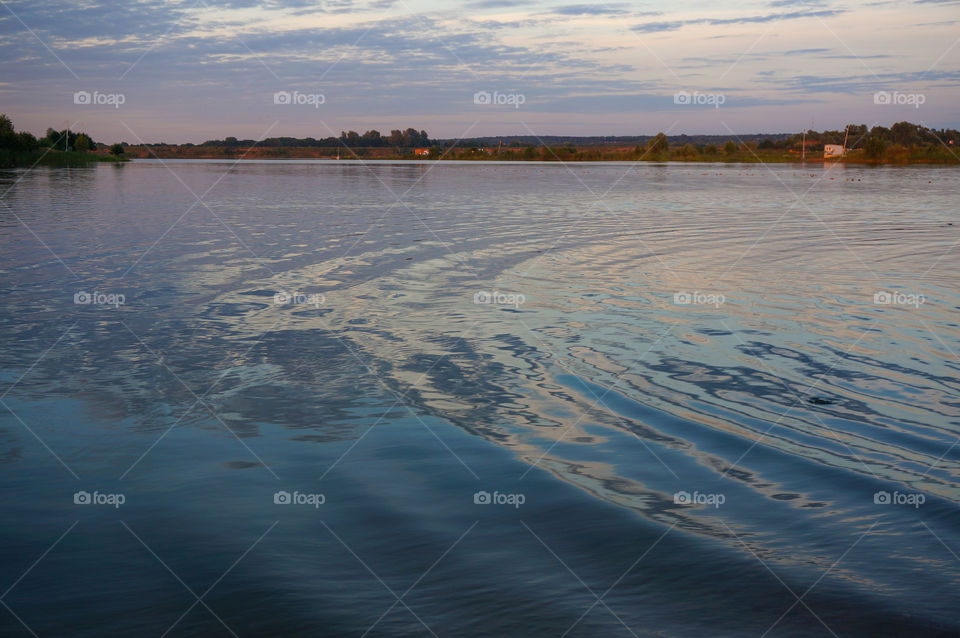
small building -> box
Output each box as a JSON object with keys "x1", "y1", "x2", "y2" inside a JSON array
[
  {"x1": 414, "y1": 148, "x2": 430, "y2": 156},
  {"x1": 824, "y1": 144, "x2": 846, "y2": 159}
]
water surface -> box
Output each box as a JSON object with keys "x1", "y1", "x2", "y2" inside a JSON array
[{"x1": 1, "y1": 160, "x2": 958, "y2": 637}]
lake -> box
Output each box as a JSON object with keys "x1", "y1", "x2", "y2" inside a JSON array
[{"x1": 1, "y1": 160, "x2": 958, "y2": 637}]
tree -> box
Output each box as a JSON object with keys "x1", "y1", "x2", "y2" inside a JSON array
[
  {"x1": 864, "y1": 137, "x2": 887, "y2": 160},
  {"x1": 649, "y1": 132, "x2": 669, "y2": 154},
  {"x1": 109, "y1": 143, "x2": 125, "y2": 156},
  {"x1": 0, "y1": 114, "x2": 13, "y2": 138},
  {"x1": 15, "y1": 132, "x2": 38, "y2": 152},
  {"x1": 846, "y1": 124, "x2": 868, "y2": 147},
  {"x1": 0, "y1": 116, "x2": 39, "y2": 153},
  {"x1": 891, "y1": 121, "x2": 919, "y2": 146},
  {"x1": 724, "y1": 140, "x2": 738, "y2": 154},
  {"x1": 74, "y1": 134, "x2": 91, "y2": 152},
  {"x1": 703, "y1": 143, "x2": 718, "y2": 155},
  {"x1": 0, "y1": 115, "x2": 15, "y2": 150},
  {"x1": 680, "y1": 143, "x2": 699, "y2": 158}
]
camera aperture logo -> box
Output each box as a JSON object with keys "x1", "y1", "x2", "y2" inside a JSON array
[
  {"x1": 873, "y1": 290, "x2": 925, "y2": 308},
  {"x1": 74, "y1": 490, "x2": 125, "y2": 508},
  {"x1": 674, "y1": 490, "x2": 725, "y2": 508},
  {"x1": 474, "y1": 290, "x2": 525, "y2": 308},
  {"x1": 274, "y1": 290, "x2": 325, "y2": 308},
  {"x1": 74, "y1": 290, "x2": 125, "y2": 308},
  {"x1": 673, "y1": 91, "x2": 725, "y2": 109},
  {"x1": 274, "y1": 490, "x2": 325, "y2": 508},
  {"x1": 273, "y1": 90, "x2": 325, "y2": 108},
  {"x1": 473, "y1": 90, "x2": 525, "y2": 109},
  {"x1": 673, "y1": 291, "x2": 725, "y2": 308},
  {"x1": 474, "y1": 490, "x2": 525, "y2": 508},
  {"x1": 73, "y1": 90, "x2": 125, "y2": 108},
  {"x1": 873, "y1": 91, "x2": 925, "y2": 109},
  {"x1": 874, "y1": 490, "x2": 924, "y2": 508}
]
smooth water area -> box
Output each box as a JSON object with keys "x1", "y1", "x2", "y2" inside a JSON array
[{"x1": 1, "y1": 160, "x2": 958, "y2": 637}]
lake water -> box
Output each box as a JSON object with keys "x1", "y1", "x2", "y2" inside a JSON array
[{"x1": 1, "y1": 160, "x2": 958, "y2": 637}]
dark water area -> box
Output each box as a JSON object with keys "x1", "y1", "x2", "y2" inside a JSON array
[{"x1": 1, "y1": 160, "x2": 958, "y2": 637}]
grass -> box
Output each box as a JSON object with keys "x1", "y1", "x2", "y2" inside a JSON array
[{"x1": 0, "y1": 148, "x2": 130, "y2": 168}]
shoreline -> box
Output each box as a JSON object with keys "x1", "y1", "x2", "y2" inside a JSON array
[
  {"x1": 1, "y1": 149, "x2": 129, "y2": 168},
  {"x1": 122, "y1": 148, "x2": 959, "y2": 166}
]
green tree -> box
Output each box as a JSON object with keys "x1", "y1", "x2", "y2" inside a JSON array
[
  {"x1": 864, "y1": 137, "x2": 887, "y2": 159},
  {"x1": 74, "y1": 134, "x2": 91, "y2": 152},
  {"x1": 649, "y1": 132, "x2": 669, "y2": 154},
  {"x1": 109, "y1": 143, "x2": 125, "y2": 156},
  {"x1": 15, "y1": 132, "x2": 38, "y2": 152},
  {"x1": 0, "y1": 113, "x2": 13, "y2": 138},
  {"x1": 891, "y1": 121, "x2": 919, "y2": 146},
  {"x1": 723, "y1": 140, "x2": 738, "y2": 154},
  {"x1": 703, "y1": 143, "x2": 718, "y2": 155}
]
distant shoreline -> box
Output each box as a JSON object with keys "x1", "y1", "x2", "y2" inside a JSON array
[{"x1": 122, "y1": 146, "x2": 958, "y2": 165}]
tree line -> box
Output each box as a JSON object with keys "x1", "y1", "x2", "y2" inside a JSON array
[
  {"x1": 195, "y1": 128, "x2": 431, "y2": 148},
  {"x1": 1, "y1": 114, "x2": 125, "y2": 158}
]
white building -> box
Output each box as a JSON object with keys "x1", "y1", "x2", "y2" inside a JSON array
[{"x1": 824, "y1": 144, "x2": 846, "y2": 158}]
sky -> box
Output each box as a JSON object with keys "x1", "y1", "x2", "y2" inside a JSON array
[{"x1": 0, "y1": 0, "x2": 957, "y2": 143}]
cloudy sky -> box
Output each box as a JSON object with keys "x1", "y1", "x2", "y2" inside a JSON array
[{"x1": 1, "y1": 0, "x2": 957, "y2": 143}]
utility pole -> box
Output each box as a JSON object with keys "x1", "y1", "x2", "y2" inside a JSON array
[{"x1": 65, "y1": 120, "x2": 70, "y2": 151}]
